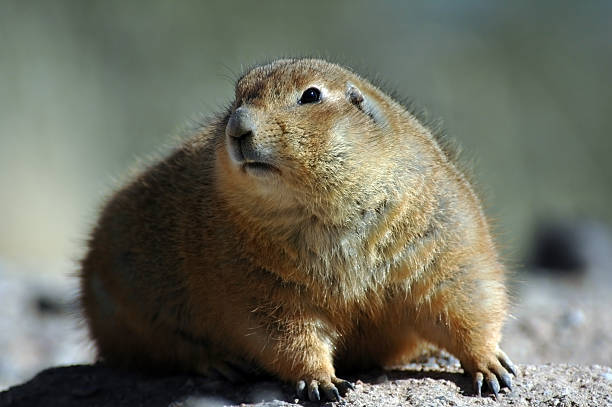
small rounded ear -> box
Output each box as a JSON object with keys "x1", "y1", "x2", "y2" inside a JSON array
[{"x1": 346, "y1": 82, "x2": 388, "y2": 128}]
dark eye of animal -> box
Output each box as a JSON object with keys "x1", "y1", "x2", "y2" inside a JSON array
[{"x1": 298, "y1": 87, "x2": 321, "y2": 104}]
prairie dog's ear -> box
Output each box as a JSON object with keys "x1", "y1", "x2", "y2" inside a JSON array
[{"x1": 346, "y1": 82, "x2": 388, "y2": 127}]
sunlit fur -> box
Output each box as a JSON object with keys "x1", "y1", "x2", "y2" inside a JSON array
[{"x1": 81, "y1": 59, "x2": 510, "y2": 391}]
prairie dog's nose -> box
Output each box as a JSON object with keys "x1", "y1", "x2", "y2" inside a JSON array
[{"x1": 226, "y1": 107, "x2": 256, "y2": 139}]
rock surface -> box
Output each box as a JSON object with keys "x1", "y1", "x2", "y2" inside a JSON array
[{"x1": 1, "y1": 362, "x2": 611, "y2": 407}]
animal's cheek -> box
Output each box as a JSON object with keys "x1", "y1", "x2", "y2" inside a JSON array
[{"x1": 264, "y1": 112, "x2": 338, "y2": 170}]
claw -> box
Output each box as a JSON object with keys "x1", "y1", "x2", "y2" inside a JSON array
[
  {"x1": 500, "y1": 372, "x2": 513, "y2": 390},
  {"x1": 322, "y1": 384, "x2": 341, "y2": 401},
  {"x1": 295, "y1": 380, "x2": 306, "y2": 400},
  {"x1": 498, "y1": 350, "x2": 518, "y2": 377},
  {"x1": 508, "y1": 364, "x2": 518, "y2": 377},
  {"x1": 335, "y1": 379, "x2": 355, "y2": 396},
  {"x1": 473, "y1": 372, "x2": 483, "y2": 397},
  {"x1": 487, "y1": 376, "x2": 500, "y2": 400},
  {"x1": 308, "y1": 380, "x2": 320, "y2": 402}
]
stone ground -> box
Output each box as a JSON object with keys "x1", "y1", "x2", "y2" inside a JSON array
[
  {"x1": 1, "y1": 225, "x2": 612, "y2": 407},
  {"x1": 1, "y1": 362, "x2": 611, "y2": 407}
]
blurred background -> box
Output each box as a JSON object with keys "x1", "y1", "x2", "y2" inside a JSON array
[{"x1": 1, "y1": 0, "x2": 611, "y2": 390}]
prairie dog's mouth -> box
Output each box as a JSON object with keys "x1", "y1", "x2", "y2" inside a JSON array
[
  {"x1": 225, "y1": 106, "x2": 281, "y2": 178},
  {"x1": 226, "y1": 134, "x2": 280, "y2": 177}
]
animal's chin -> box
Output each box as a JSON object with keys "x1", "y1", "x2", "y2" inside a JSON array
[{"x1": 242, "y1": 161, "x2": 280, "y2": 177}]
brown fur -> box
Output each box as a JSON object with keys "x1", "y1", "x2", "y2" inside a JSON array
[{"x1": 81, "y1": 58, "x2": 514, "y2": 400}]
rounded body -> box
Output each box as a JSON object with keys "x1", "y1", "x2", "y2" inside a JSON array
[{"x1": 81, "y1": 59, "x2": 515, "y2": 401}]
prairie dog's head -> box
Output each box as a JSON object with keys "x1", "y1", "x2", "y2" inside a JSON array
[{"x1": 219, "y1": 59, "x2": 429, "y2": 220}]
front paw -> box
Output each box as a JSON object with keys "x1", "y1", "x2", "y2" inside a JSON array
[
  {"x1": 295, "y1": 376, "x2": 355, "y2": 402},
  {"x1": 470, "y1": 348, "x2": 518, "y2": 400}
]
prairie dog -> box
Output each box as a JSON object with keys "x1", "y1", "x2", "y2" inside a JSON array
[{"x1": 81, "y1": 58, "x2": 516, "y2": 402}]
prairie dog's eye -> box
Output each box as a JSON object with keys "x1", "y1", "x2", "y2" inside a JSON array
[{"x1": 298, "y1": 87, "x2": 321, "y2": 104}]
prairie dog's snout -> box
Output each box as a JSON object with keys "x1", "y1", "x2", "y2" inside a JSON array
[
  {"x1": 225, "y1": 106, "x2": 278, "y2": 175},
  {"x1": 226, "y1": 106, "x2": 257, "y2": 141},
  {"x1": 226, "y1": 106, "x2": 256, "y2": 164}
]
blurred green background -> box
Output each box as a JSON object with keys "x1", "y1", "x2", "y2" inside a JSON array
[{"x1": 1, "y1": 1, "x2": 611, "y2": 273}]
